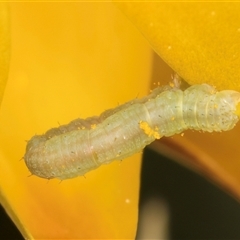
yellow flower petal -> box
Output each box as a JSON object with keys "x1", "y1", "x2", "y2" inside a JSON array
[
  {"x1": 0, "y1": 3, "x2": 10, "y2": 106},
  {"x1": 115, "y1": 2, "x2": 240, "y2": 90},
  {"x1": 0, "y1": 3, "x2": 152, "y2": 239}
]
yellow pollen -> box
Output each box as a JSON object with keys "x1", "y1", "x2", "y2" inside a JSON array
[
  {"x1": 139, "y1": 121, "x2": 161, "y2": 139},
  {"x1": 91, "y1": 124, "x2": 97, "y2": 129}
]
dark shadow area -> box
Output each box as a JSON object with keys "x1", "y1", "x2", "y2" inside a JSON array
[
  {"x1": 136, "y1": 147, "x2": 240, "y2": 240},
  {"x1": 0, "y1": 204, "x2": 24, "y2": 240}
]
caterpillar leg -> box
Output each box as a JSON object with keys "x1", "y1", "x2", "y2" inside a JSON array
[{"x1": 171, "y1": 73, "x2": 182, "y2": 89}]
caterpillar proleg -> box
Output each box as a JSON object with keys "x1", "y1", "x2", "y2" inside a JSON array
[{"x1": 24, "y1": 83, "x2": 240, "y2": 180}]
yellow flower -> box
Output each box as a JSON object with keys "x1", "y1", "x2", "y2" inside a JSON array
[
  {"x1": 0, "y1": 3, "x2": 152, "y2": 239},
  {"x1": 1, "y1": 2, "x2": 240, "y2": 239}
]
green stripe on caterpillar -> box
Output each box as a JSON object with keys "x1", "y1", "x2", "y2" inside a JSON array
[{"x1": 24, "y1": 83, "x2": 240, "y2": 180}]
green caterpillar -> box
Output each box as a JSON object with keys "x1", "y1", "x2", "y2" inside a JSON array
[{"x1": 24, "y1": 83, "x2": 240, "y2": 180}]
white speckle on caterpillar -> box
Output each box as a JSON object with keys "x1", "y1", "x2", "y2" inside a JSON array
[{"x1": 24, "y1": 82, "x2": 240, "y2": 180}]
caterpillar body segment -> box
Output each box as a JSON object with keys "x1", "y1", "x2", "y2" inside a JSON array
[{"x1": 24, "y1": 84, "x2": 240, "y2": 180}]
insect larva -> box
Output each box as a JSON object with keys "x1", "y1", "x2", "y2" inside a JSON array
[{"x1": 24, "y1": 83, "x2": 240, "y2": 180}]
